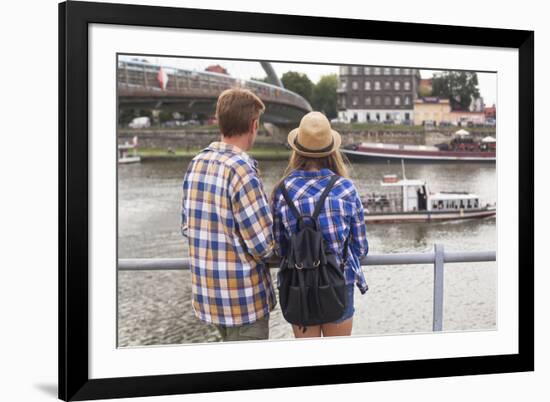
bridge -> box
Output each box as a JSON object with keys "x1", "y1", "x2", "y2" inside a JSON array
[{"x1": 117, "y1": 60, "x2": 312, "y2": 126}]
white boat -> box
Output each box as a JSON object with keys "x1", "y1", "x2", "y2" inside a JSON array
[
  {"x1": 118, "y1": 136, "x2": 141, "y2": 164},
  {"x1": 362, "y1": 167, "x2": 496, "y2": 224}
]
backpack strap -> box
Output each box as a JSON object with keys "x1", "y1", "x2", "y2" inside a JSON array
[
  {"x1": 312, "y1": 174, "x2": 340, "y2": 220},
  {"x1": 280, "y1": 180, "x2": 301, "y2": 220}
]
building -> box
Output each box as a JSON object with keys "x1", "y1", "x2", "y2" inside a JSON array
[
  {"x1": 449, "y1": 110, "x2": 486, "y2": 125},
  {"x1": 484, "y1": 104, "x2": 496, "y2": 119},
  {"x1": 469, "y1": 96, "x2": 485, "y2": 112},
  {"x1": 337, "y1": 65, "x2": 421, "y2": 123},
  {"x1": 413, "y1": 97, "x2": 452, "y2": 126},
  {"x1": 418, "y1": 78, "x2": 433, "y2": 96}
]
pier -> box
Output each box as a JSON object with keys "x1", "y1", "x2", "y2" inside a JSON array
[{"x1": 118, "y1": 244, "x2": 496, "y2": 334}]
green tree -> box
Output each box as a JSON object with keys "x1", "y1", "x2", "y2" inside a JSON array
[
  {"x1": 281, "y1": 71, "x2": 314, "y2": 103},
  {"x1": 431, "y1": 71, "x2": 480, "y2": 111},
  {"x1": 311, "y1": 74, "x2": 338, "y2": 119}
]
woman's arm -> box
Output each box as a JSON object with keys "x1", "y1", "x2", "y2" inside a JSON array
[
  {"x1": 350, "y1": 186, "x2": 369, "y2": 258},
  {"x1": 271, "y1": 188, "x2": 288, "y2": 257}
]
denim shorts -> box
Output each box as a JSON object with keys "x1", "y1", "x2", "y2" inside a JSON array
[{"x1": 333, "y1": 284, "x2": 355, "y2": 324}]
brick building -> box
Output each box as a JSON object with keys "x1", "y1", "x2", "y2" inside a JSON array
[{"x1": 337, "y1": 65, "x2": 421, "y2": 123}]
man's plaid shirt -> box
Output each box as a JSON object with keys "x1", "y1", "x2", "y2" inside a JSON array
[
  {"x1": 181, "y1": 141, "x2": 276, "y2": 326},
  {"x1": 271, "y1": 168, "x2": 369, "y2": 294}
]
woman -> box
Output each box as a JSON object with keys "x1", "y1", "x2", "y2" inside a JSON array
[{"x1": 271, "y1": 111, "x2": 369, "y2": 338}]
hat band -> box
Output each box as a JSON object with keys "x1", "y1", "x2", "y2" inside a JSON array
[{"x1": 294, "y1": 137, "x2": 334, "y2": 153}]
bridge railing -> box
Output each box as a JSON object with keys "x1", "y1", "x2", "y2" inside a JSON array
[
  {"x1": 117, "y1": 60, "x2": 312, "y2": 112},
  {"x1": 118, "y1": 244, "x2": 496, "y2": 332}
]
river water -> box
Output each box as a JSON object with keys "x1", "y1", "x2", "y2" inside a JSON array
[{"x1": 117, "y1": 158, "x2": 496, "y2": 347}]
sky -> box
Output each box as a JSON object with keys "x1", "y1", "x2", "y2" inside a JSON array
[{"x1": 120, "y1": 55, "x2": 497, "y2": 106}]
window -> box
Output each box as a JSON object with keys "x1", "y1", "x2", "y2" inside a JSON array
[
  {"x1": 384, "y1": 67, "x2": 391, "y2": 75},
  {"x1": 365, "y1": 96, "x2": 371, "y2": 105},
  {"x1": 394, "y1": 68, "x2": 401, "y2": 75},
  {"x1": 374, "y1": 81, "x2": 381, "y2": 90},
  {"x1": 394, "y1": 81, "x2": 401, "y2": 90},
  {"x1": 384, "y1": 96, "x2": 391, "y2": 106},
  {"x1": 364, "y1": 67, "x2": 371, "y2": 75},
  {"x1": 374, "y1": 96, "x2": 381, "y2": 105},
  {"x1": 374, "y1": 67, "x2": 381, "y2": 75},
  {"x1": 351, "y1": 66, "x2": 359, "y2": 75},
  {"x1": 404, "y1": 81, "x2": 411, "y2": 90},
  {"x1": 384, "y1": 81, "x2": 391, "y2": 90},
  {"x1": 403, "y1": 68, "x2": 410, "y2": 75},
  {"x1": 395, "y1": 96, "x2": 401, "y2": 106},
  {"x1": 376, "y1": 113, "x2": 380, "y2": 121},
  {"x1": 352, "y1": 81, "x2": 358, "y2": 90},
  {"x1": 340, "y1": 79, "x2": 347, "y2": 90},
  {"x1": 404, "y1": 96, "x2": 411, "y2": 106},
  {"x1": 366, "y1": 113, "x2": 371, "y2": 121},
  {"x1": 340, "y1": 66, "x2": 349, "y2": 75},
  {"x1": 352, "y1": 96, "x2": 358, "y2": 106},
  {"x1": 365, "y1": 81, "x2": 371, "y2": 90}
]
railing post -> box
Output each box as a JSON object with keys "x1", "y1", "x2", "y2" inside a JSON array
[{"x1": 433, "y1": 243, "x2": 444, "y2": 331}]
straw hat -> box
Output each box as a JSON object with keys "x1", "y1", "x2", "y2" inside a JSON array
[{"x1": 287, "y1": 112, "x2": 342, "y2": 158}]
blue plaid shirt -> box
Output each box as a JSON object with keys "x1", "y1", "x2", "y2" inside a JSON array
[
  {"x1": 181, "y1": 142, "x2": 276, "y2": 326},
  {"x1": 271, "y1": 168, "x2": 369, "y2": 294}
]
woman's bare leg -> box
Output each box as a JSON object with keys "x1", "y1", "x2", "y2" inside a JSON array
[
  {"x1": 321, "y1": 318, "x2": 353, "y2": 337},
  {"x1": 292, "y1": 324, "x2": 322, "y2": 338}
]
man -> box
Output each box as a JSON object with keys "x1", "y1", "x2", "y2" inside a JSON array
[{"x1": 181, "y1": 88, "x2": 276, "y2": 342}]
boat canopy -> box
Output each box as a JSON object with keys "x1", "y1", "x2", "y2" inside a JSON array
[
  {"x1": 481, "y1": 136, "x2": 496, "y2": 143},
  {"x1": 430, "y1": 192, "x2": 479, "y2": 201},
  {"x1": 380, "y1": 179, "x2": 425, "y2": 187},
  {"x1": 455, "y1": 129, "x2": 470, "y2": 136}
]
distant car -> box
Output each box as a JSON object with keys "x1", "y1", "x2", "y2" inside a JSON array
[
  {"x1": 401, "y1": 120, "x2": 413, "y2": 126},
  {"x1": 162, "y1": 120, "x2": 181, "y2": 128},
  {"x1": 382, "y1": 119, "x2": 394, "y2": 125},
  {"x1": 181, "y1": 119, "x2": 200, "y2": 126},
  {"x1": 439, "y1": 121, "x2": 453, "y2": 127},
  {"x1": 128, "y1": 116, "x2": 151, "y2": 129},
  {"x1": 423, "y1": 120, "x2": 436, "y2": 127},
  {"x1": 485, "y1": 118, "x2": 496, "y2": 127}
]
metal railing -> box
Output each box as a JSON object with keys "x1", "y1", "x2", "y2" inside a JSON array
[
  {"x1": 117, "y1": 60, "x2": 312, "y2": 112},
  {"x1": 118, "y1": 244, "x2": 496, "y2": 332}
]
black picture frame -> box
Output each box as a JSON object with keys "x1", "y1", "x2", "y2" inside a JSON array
[{"x1": 59, "y1": 1, "x2": 534, "y2": 400}]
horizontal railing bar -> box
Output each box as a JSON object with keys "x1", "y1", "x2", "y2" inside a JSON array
[{"x1": 118, "y1": 251, "x2": 496, "y2": 271}]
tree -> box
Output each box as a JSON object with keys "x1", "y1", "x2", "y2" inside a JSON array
[
  {"x1": 281, "y1": 71, "x2": 314, "y2": 103},
  {"x1": 311, "y1": 74, "x2": 338, "y2": 119},
  {"x1": 431, "y1": 71, "x2": 480, "y2": 111}
]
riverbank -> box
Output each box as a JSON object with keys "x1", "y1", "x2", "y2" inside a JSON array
[
  {"x1": 137, "y1": 145, "x2": 291, "y2": 161},
  {"x1": 120, "y1": 123, "x2": 496, "y2": 161}
]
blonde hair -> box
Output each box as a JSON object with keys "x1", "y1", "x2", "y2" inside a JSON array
[
  {"x1": 271, "y1": 150, "x2": 352, "y2": 202},
  {"x1": 215, "y1": 88, "x2": 265, "y2": 137}
]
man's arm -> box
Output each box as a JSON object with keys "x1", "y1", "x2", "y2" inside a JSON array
[{"x1": 231, "y1": 168, "x2": 274, "y2": 261}]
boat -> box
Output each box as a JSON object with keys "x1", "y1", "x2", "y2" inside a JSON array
[
  {"x1": 363, "y1": 165, "x2": 496, "y2": 224},
  {"x1": 342, "y1": 130, "x2": 496, "y2": 162},
  {"x1": 118, "y1": 136, "x2": 141, "y2": 164}
]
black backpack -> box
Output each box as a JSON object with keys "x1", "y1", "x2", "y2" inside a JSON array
[{"x1": 277, "y1": 174, "x2": 349, "y2": 327}]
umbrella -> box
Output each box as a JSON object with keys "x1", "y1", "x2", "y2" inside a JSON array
[
  {"x1": 482, "y1": 136, "x2": 496, "y2": 143},
  {"x1": 455, "y1": 129, "x2": 470, "y2": 136}
]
